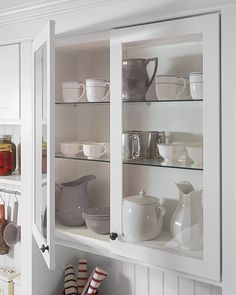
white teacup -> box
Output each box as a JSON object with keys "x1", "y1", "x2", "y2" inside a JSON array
[
  {"x1": 62, "y1": 81, "x2": 85, "y2": 103},
  {"x1": 83, "y1": 142, "x2": 107, "y2": 159},
  {"x1": 189, "y1": 72, "x2": 203, "y2": 99},
  {"x1": 60, "y1": 142, "x2": 83, "y2": 157},
  {"x1": 86, "y1": 79, "x2": 110, "y2": 102},
  {"x1": 155, "y1": 75, "x2": 187, "y2": 100}
]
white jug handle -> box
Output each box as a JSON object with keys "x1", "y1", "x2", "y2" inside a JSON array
[
  {"x1": 78, "y1": 82, "x2": 86, "y2": 101},
  {"x1": 102, "y1": 82, "x2": 110, "y2": 101},
  {"x1": 176, "y1": 78, "x2": 187, "y2": 98}
]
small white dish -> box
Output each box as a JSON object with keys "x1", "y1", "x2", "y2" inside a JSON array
[
  {"x1": 186, "y1": 144, "x2": 203, "y2": 167},
  {"x1": 157, "y1": 143, "x2": 185, "y2": 165},
  {"x1": 60, "y1": 142, "x2": 82, "y2": 157},
  {"x1": 82, "y1": 142, "x2": 107, "y2": 159}
]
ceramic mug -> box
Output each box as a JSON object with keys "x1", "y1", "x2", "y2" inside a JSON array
[
  {"x1": 189, "y1": 72, "x2": 203, "y2": 99},
  {"x1": 155, "y1": 75, "x2": 187, "y2": 100},
  {"x1": 62, "y1": 81, "x2": 86, "y2": 103},
  {"x1": 86, "y1": 79, "x2": 110, "y2": 102},
  {"x1": 60, "y1": 142, "x2": 83, "y2": 157},
  {"x1": 4, "y1": 201, "x2": 21, "y2": 247},
  {"x1": 83, "y1": 142, "x2": 107, "y2": 159}
]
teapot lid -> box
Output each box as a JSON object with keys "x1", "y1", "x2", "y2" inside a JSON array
[{"x1": 124, "y1": 190, "x2": 159, "y2": 205}]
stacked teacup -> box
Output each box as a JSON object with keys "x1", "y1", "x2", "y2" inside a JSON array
[{"x1": 62, "y1": 79, "x2": 110, "y2": 103}]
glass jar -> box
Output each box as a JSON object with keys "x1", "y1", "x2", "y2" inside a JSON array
[
  {"x1": 42, "y1": 140, "x2": 47, "y2": 174},
  {"x1": 0, "y1": 135, "x2": 16, "y2": 171},
  {"x1": 0, "y1": 143, "x2": 13, "y2": 176}
]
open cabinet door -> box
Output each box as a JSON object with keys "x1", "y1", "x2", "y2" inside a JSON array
[{"x1": 32, "y1": 20, "x2": 55, "y2": 269}]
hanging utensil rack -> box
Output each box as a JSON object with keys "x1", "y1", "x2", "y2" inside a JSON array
[{"x1": 0, "y1": 189, "x2": 21, "y2": 196}]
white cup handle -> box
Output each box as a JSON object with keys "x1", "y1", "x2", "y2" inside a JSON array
[
  {"x1": 100, "y1": 144, "x2": 107, "y2": 157},
  {"x1": 176, "y1": 78, "x2": 187, "y2": 98},
  {"x1": 102, "y1": 82, "x2": 110, "y2": 101},
  {"x1": 78, "y1": 83, "x2": 86, "y2": 101}
]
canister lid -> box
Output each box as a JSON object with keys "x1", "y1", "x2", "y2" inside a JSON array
[
  {"x1": 124, "y1": 190, "x2": 159, "y2": 205},
  {"x1": 0, "y1": 135, "x2": 12, "y2": 141}
]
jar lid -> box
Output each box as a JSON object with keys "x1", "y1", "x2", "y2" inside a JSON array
[
  {"x1": 124, "y1": 190, "x2": 159, "y2": 205},
  {"x1": 0, "y1": 135, "x2": 12, "y2": 140}
]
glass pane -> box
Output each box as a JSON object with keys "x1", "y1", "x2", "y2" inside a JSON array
[
  {"x1": 34, "y1": 43, "x2": 48, "y2": 242},
  {"x1": 121, "y1": 39, "x2": 204, "y2": 260}
]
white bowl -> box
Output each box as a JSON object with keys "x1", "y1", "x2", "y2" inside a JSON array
[
  {"x1": 60, "y1": 142, "x2": 82, "y2": 157},
  {"x1": 186, "y1": 145, "x2": 203, "y2": 167},
  {"x1": 157, "y1": 143, "x2": 185, "y2": 164}
]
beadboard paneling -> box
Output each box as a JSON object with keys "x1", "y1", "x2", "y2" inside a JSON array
[{"x1": 79, "y1": 251, "x2": 221, "y2": 295}]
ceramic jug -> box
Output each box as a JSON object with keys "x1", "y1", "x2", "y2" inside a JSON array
[
  {"x1": 170, "y1": 181, "x2": 203, "y2": 250},
  {"x1": 122, "y1": 58, "x2": 158, "y2": 101},
  {"x1": 57, "y1": 175, "x2": 96, "y2": 226}
]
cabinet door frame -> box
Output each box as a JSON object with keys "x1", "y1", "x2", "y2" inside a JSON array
[
  {"x1": 32, "y1": 20, "x2": 55, "y2": 270},
  {"x1": 110, "y1": 13, "x2": 221, "y2": 281}
]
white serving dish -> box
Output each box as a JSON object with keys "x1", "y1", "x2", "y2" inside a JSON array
[
  {"x1": 123, "y1": 190, "x2": 165, "y2": 241},
  {"x1": 186, "y1": 144, "x2": 203, "y2": 167},
  {"x1": 157, "y1": 143, "x2": 185, "y2": 164}
]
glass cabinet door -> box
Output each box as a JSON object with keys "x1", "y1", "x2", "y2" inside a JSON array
[
  {"x1": 110, "y1": 14, "x2": 220, "y2": 281},
  {"x1": 32, "y1": 20, "x2": 55, "y2": 270}
]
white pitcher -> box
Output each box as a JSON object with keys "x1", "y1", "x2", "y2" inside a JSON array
[{"x1": 170, "y1": 181, "x2": 203, "y2": 250}]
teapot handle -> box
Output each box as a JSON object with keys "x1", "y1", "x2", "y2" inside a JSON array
[
  {"x1": 155, "y1": 205, "x2": 166, "y2": 221},
  {"x1": 146, "y1": 57, "x2": 158, "y2": 88}
]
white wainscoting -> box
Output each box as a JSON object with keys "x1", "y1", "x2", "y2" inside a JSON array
[
  {"x1": 32, "y1": 243, "x2": 221, "y2": 295},
  {"x1": 79, "y1": 251, "x2": 222, "y2": 295}
]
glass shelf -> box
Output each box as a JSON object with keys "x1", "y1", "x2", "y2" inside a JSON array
[
  {"x1": 123, "y1": 158, "x2": 203, "y2": 170},
  {"x1": 55, "y1": 98, "x2": 203, "y2": 105},
  {"x1": 123, "y1": 98, "x2": 203, "y2": 103},
  {"x1": 120, "y1": 230, "x2": 203, "y2": 260},
  {"x1": 55, "y1": 101, "x2": 110, "y2": 105},
  {"x1": 55, "y1": 152, "x2": 110, "y2": 163}
]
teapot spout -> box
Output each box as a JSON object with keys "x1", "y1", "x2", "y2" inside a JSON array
[{"x1": 176, "y1": 181, "x2": 194, "y2": 195}]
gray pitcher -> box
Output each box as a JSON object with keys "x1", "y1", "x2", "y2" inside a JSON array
[
  {"x1": 57, "y1": 175, "x2": 96, "y2": 226},
  {"x1": 122, "y1": 58, "x2": 158, "y2": 101}
]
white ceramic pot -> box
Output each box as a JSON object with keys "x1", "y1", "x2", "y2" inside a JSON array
[{"x1": 123, "y1": 190, "x2": 165, "y2": 241}]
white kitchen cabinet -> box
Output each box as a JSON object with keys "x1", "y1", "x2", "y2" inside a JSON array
[
  {"x1": 0, "y1": 44, "x2": 20, "y2": 121},
  {"x1": 32, "y1": 12, "x2": 221, "y2": 289},
  {"x1": 110, "y1": 13, "x2": 220, "y2": 281}
]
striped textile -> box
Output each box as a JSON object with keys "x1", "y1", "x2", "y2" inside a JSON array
[
  {"x1": 64, "y1": 264, "x2": 77, "y2": 295},
  {"x1": 87, "y1": 267, "x2": 108, "y2": 294},
  {"x1": 78, "y1": 259, "x2": 88, "y2": 294}
]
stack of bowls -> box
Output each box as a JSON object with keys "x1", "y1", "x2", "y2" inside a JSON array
[{"x1": 82, "y1": 207, "x2": 110, "y2": 235}]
